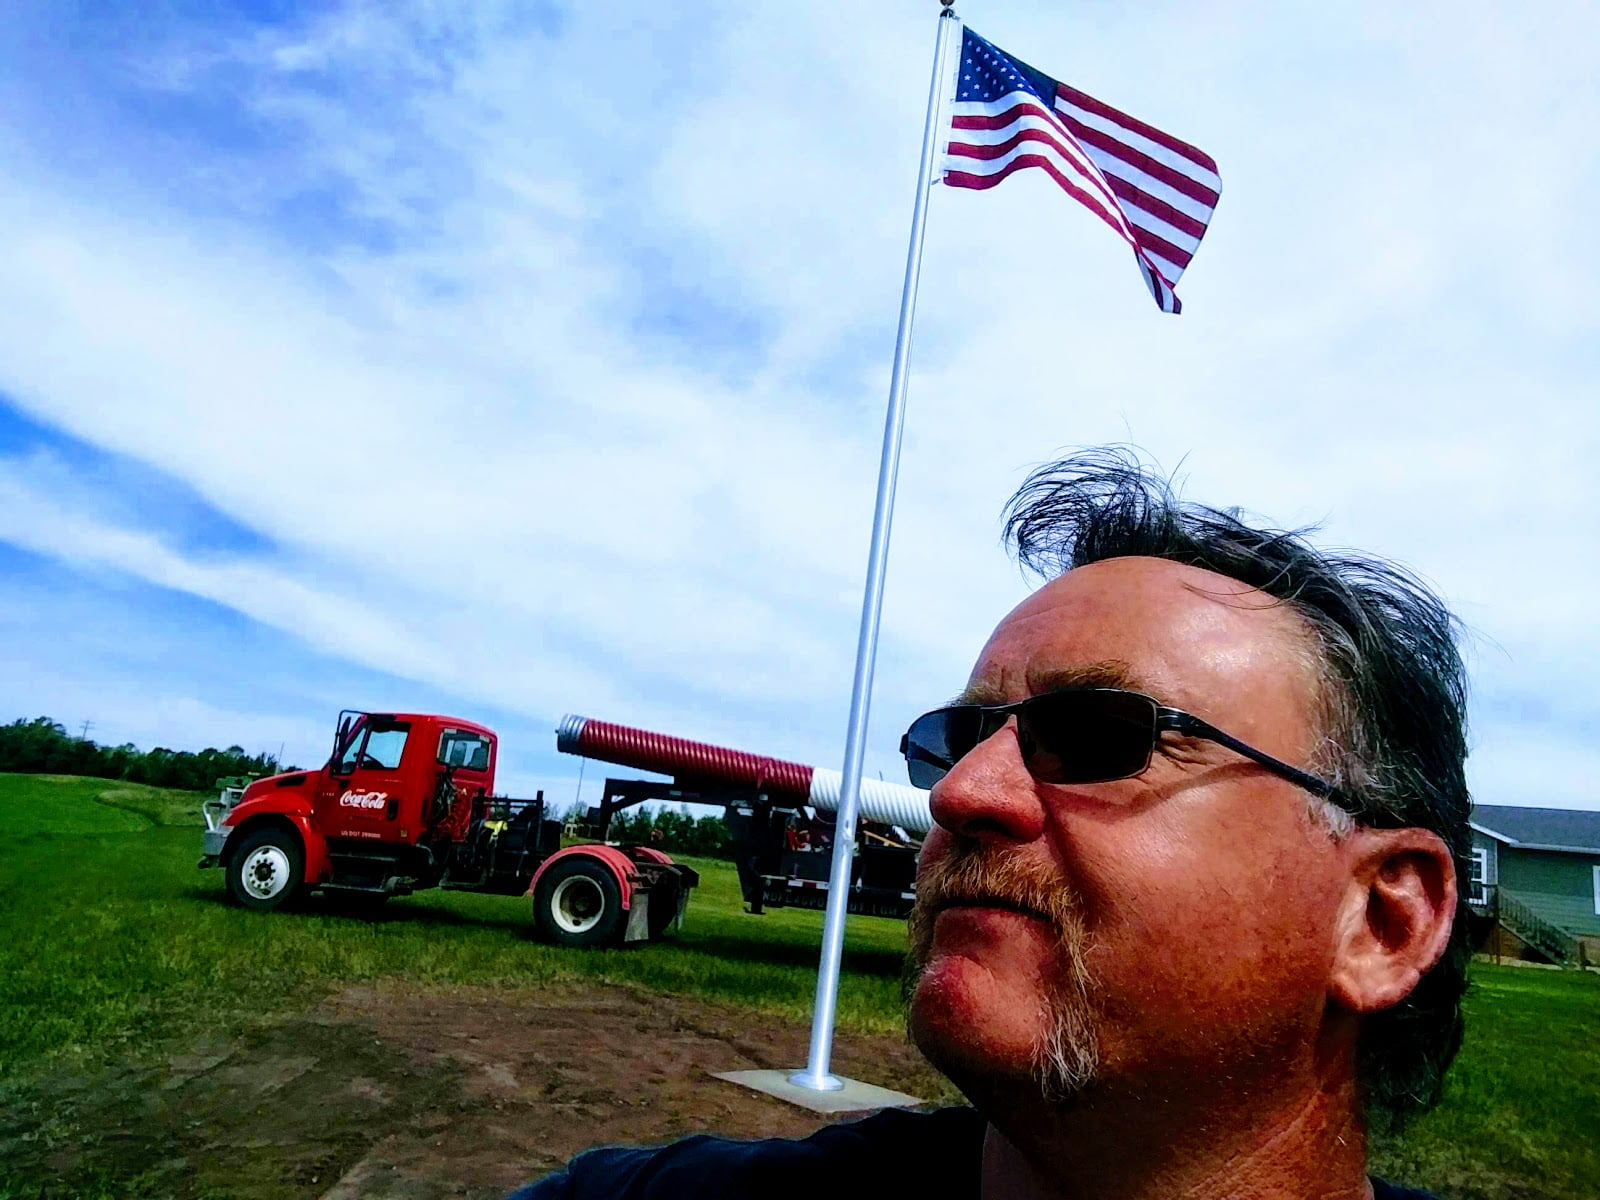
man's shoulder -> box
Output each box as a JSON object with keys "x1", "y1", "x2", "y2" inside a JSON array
[{"x1": 508, "y1": 1106, "x2": 986, "y2": 1200}]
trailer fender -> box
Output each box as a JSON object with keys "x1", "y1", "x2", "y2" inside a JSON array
[
  {"x1": 623, "y1": 845, "x2": 674, "y2": 868},
  {"x1": 224, "y1": 811, "x2": 331, "y2": 885},
  {"x1": 527, "y1": 844, "x2": 635, "y2": 909}
]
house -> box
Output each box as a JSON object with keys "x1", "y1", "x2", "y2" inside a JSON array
[{"x1": 1468, "y1": 804, "x2": 1600, "y2": 968}]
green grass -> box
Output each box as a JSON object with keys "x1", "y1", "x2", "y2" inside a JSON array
[
  {"x1": 1370, "y1": 967, "x2": 1600, "y2": 1199},
  {"x1": 2, "y1": 773, "x2": 1597, "y2": 1200},
  {"x1": 0, "y1": 773, "x2": 908, "y2": 1073},
  {"x1": 0, "y1": 775, "x2": 155, "y2": 836}
]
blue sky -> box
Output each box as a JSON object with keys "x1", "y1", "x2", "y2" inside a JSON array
[{"x1": 0, "y1": 0, "x2": 1596, "y2": 811}]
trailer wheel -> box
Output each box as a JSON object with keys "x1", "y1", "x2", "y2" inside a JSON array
[
  {"x1": 227, "y1": 827, "x2": 304, "y2": 912},
  {"x1": 534, "y1": 858, "x2": 624, "y2": 947}
]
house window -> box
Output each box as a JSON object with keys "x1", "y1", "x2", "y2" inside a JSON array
[
  {"x1": 1468, "y1": 847, "x2": 1491, "y2": 906},
  {"x1": 1593, "y1": 865, "x2": 1599, "y2": 917}
]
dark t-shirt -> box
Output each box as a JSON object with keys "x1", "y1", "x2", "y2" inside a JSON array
[{"x1": 508, "y1": 1106, "x2": 1442, "y2": 1199}]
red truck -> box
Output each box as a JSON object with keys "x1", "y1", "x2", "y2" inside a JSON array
[{"x1": 198, "y1": 710, "x2": 698, "y2": 947}]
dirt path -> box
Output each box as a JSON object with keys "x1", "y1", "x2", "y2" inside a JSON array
[{"x1": 0, "y1": 983, "x2": 955, "y2": 1199}]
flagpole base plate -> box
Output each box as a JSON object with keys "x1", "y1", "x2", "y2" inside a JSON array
[{"x1": 713, "y1": 1069, "x2": 925, "y2": 1114}]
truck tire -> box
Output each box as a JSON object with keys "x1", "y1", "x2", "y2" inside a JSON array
[
  {"x1": 227, "y1": 827, "x2": 305, "y2": 912},
  {"x1": 534, "y1": 857, "x2": 624, "y2": 947}
]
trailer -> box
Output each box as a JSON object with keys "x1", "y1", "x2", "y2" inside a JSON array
[
  {"x1": 555, "y1": 715, "x2": 932, "y2": 921},
  {"x1": 199, "y1": 711, "x2": 697, "y2": 947}
]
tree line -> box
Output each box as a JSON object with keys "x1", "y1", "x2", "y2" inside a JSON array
[
  {"x1": 604, "y1": 804, "x2": 735, "y2": 860},
  {"x1": 0, "y1": 717, "x2": 291, "y2": 793},
  {"x1": 2, "y1": 714, "x2": 742, "y2": 857}
]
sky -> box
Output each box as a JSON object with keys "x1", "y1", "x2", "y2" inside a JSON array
[{"x1": 0, "y1": 0, "x2": 1595, "y2": 812}]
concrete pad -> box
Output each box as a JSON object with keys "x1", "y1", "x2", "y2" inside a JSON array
[{"x1": 712, "y1": 1069, "x2": 925, "y2": 1114}]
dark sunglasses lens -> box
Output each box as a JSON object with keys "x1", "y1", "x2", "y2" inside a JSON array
[
  {"x1": 903, "y1": 707, "x2": 981, "y2": 789},
  {"x1": 1019, "y1": 690, "x2": 1158, "y2": 784}
]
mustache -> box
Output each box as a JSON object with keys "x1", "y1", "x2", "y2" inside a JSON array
[{"x1": 909, "y1": 843, "x2": 1087, "y2": 957}]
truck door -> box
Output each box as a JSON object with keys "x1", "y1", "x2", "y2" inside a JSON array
[
  {"x1": 433, "y1": 726, "x2": 495, "y2": 836},
  {"x1": 325, "y1": 717, "x2": 412, "y2": 842}
]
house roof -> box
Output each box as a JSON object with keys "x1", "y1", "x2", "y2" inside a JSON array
[{"x1": 1470, "y1": 804, "x2": 1600, "y2": 854}]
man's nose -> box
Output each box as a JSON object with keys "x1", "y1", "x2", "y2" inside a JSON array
[{"x1": 927, "y1": 717, "x2": 1049, "y2": 845}]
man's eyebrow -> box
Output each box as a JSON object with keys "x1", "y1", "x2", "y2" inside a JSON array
[{"x1": 956, "y1": 660, "x2": 1146, "y2": 706}]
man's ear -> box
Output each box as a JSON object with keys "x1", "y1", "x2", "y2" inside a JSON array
[{"x1": 1328, "y1": 828, "x2": 1457, "y2": 1014}]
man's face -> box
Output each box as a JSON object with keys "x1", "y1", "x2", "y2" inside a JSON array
[{"x1": 907, "y1": 556, "x2": 1354, "y2": 1105}]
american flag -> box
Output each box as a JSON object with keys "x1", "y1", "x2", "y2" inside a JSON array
[{"x1": 943, "y1": 27, "x2": 1220, "y2": 314}]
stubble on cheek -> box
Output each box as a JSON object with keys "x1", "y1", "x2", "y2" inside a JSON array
[{"x1": 905, "y1": 843, "x2": 1102, "y2": 1102}]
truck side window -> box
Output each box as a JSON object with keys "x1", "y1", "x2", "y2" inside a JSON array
[
  {"x1": 362, "y1": 728, "x2": 409, "y2": 771},
  {"x1": 439, "y1": 731, "x2": 491, "y2": 771}
]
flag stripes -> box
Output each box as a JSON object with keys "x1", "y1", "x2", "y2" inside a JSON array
[
  {"x1": 948, "y1": 116, "x2": 1202, "y2": 263},
  {"x1": 1055, "y1": 83, "x2": 1221, "y2": 192},
  {"x1": 943, "y1": 27, "x2": 1219, "y2": 313},
  {"x1": 946, "y1": 95, "x2": 1184, "y2": 303}
]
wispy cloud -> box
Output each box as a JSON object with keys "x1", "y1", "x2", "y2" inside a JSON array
[{"x1": 0, "y1": 0, "x2": 1595, "y2": 810}]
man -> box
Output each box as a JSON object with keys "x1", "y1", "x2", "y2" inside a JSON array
[{"x1": 514, "y1": 449, "x2": 1469, "y2": 1199}]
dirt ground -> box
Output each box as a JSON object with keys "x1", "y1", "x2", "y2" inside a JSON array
[{"x1": 0, "y1": 983, "x2": 954, "y2": 1199}]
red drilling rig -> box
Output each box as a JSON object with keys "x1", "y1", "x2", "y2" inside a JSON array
[{"x1": 200, "y1": 709, "x2": 933, "y2": 946}]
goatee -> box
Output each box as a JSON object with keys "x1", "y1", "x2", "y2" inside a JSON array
[{"x1": 906, "y1": 842, "x2": 1101, "y2": 1102}]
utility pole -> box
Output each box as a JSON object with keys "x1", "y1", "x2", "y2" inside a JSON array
[{"x1": 78, "y1": 720, "x2": 94, "y2": 742}]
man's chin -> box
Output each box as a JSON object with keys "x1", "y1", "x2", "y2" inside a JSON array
[
  {"x1": 909, "y1": 950, "x2": 1103, "y2": 1107},
  {"x1": 908, "y1": 956, "x2": 1044, "y2": 1086}
]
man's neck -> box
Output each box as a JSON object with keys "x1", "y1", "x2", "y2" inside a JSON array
[{"x1": 975, "y1": 1060, "x2": 1372, "y2": 1200}]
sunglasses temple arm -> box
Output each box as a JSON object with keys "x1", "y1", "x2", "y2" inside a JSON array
[{"x1": 1161, "y1": 710, "x2": 1344, "y2": 802}]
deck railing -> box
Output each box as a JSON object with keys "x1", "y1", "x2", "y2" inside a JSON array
[{"x1": 1494, "y1": 887, "x2": 1582, "y2": 968}]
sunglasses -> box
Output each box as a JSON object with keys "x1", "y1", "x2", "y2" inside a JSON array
[{"x1": 900, "y1": 688, "x2": 1343, "y2": 803}]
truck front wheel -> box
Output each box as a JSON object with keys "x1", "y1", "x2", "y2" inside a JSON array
[
  {"x1": 227, "y1": 827, "x2": 305, "y2": 912},
  {"x1": 534, "y1": 858, "x2": 624, "y2": 947}
]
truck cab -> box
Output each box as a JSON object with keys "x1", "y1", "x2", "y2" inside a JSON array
[
  {"x1": 203, "y1": 712, "x2": 497, "y2": 867},
  {"x1": 314, "y1": 711, "x2": 496, "y2": 846}
]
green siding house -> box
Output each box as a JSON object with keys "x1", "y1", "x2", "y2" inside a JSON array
[{"x1": 1469, "y1": 804, "x2": 1600, "y2": 967}]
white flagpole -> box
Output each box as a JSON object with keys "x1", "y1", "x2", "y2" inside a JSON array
[{"x1": 790, "y1": 0, "x2": 962, "y2": 1093}]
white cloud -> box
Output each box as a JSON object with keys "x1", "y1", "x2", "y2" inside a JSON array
[{"x1": 0, "y1": 0, "x2": 1596, "y2": 809}]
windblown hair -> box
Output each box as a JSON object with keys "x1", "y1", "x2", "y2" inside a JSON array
[{"x1": 1001, "y1": 446, "x2": 1471, "y2": 1131}]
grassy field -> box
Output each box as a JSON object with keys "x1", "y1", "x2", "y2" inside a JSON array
[
  {"x1": 1, "y1": 772, "x2": 1596, "y2": 1199},
  {"x1": 0, "y1": 774, "x2": 909, "y2": 1074},
  {"x1": 1370, "y1": 966, "x2": 1600, "y2": 1197}
]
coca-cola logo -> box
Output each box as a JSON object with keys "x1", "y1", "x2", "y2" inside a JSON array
[{"x1": 339, "y1": 789, "x2": 389, "y2": 810}]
